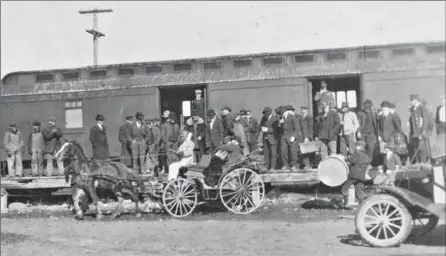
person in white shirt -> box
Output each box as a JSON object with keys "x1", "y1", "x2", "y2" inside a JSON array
[
  {"x1": 436, "y1": 94, "x2": 446, "y2": 135},
  {"x1": 168, "y1": 130, "x2": 195, "y2": 180},
  {"x1": 338, "y1": 102, "x2": 360, "y2": 157}
]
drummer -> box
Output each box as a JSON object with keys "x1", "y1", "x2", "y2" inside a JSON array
[{"x1": 339, "y1": 140, "x2": 370, "y2": 207}]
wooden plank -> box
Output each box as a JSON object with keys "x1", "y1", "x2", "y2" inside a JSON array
[
  {"x1": 261, "y1": 171, "x2": 319, "y2": 184},
  {"x1": 1, "y1": 179, "x2": 70, "y2": 190}
]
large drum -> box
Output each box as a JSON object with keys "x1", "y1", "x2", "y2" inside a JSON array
[{"x1": 317, "y1": 155, "x2": 349, "y2": 187}]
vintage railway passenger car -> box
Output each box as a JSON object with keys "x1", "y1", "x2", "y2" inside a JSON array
[{"x1": 1, "y1": 41, "x2": 445, "y2": 170}]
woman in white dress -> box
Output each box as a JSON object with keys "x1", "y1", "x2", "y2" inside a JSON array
[{"x1": 168, "y1": 130, "x2": 195, "y2": 180}]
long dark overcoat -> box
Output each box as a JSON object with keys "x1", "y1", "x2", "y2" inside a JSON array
[
  {"x1": 41, "y1": 123, "x2": 63, "y2": 155},
  {"x1": 89, "y1": 124, "x2": 110, "y2": 160},
  {"x1": 118, "y1": 123, "x2": 133, "y2": 166}
]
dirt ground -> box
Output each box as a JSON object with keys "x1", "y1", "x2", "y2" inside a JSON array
[{"x1": 1, "y1": 195, "x2": 445, "y2": 256}]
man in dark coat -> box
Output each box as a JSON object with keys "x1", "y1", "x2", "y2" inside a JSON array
[
  {"x1": 118, "y1": 116, "x2": 133, "y2": 167},
  {"x1": 130, "y1": 112, "x2": 147, "y2": 173},
  {"x1": 315, "y1": 103, "x2": 341, "y2": 159},
  {"x1": 259, "y1": 107, "x2": 280, "y2": 172},
  {"x1": 298, "y1": 106, "x2": 314, "y2": 170},
  {"x1": 205, "y1": 109, "x2": 224, "y2": 155},
  {"x1": 89, "y1": 114, "x2": 110, "y2": 160},
  {"x1": 409, "y1": 94, "x2": 431, "y2": 163},
  {"x1": 280, "y1": 105, "x2": 308, "y2": 171},
  {"x1": 42, "y1": 116, "x2": 64, "y2": 176},
  {"x1": 191, "y1": 89, "x2": 206, "y2": 120},
  {"x1": 378, "y1": 100, "x2": 402, "y2": 144},
  {"x1": 339, "y1": 141, "x2": 370, "y2": 207},
  {"x1": 357, "y1": 99, "x2": 379, "y2": 160},
  {"x1": 243, "y1": 109, "x2": 259, "y2": 152},
  {"x1": 159, "y1": 113, "x2": 173, "y2": 174},
  {"x1": 185, "y1": 110, "x2": 206, "y2": 162},
  {"x1": 27, "y1": 121, "x2": 45, "y2": 176},
  {"x1": 145, "y1": 118, "x2": 161, "y2": 174},
  {"x1": 221, "y1": 106, "x2": 235, "y2": 136},
  {"x1": 168, "y1": 112, "x2": 181, "y2": 163}
]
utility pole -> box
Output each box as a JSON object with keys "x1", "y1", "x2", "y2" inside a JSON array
[{"x1": 79, "y1": 8, "x2": 113, "y2": 66}]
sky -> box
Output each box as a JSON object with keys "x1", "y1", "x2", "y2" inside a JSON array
[{"x1": 1, "y1": 1, "x2": 445, "y2": 78}]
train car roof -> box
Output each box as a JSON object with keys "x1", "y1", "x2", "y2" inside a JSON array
[{"x1": 2, "y1": 40, "x2": 445, "y2": 81}]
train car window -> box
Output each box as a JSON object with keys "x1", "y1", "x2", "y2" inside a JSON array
[
  {"x1": 89, "y1": 70, "x2": 107, "y2": 78},
  {"x1": 263, "y1": 57, "x2": 283, "y2": 65},
  {"x1": 233, "y1": 59, "x2": 252, "y2": 68},
  {"x1": 118, "y1": 68, "x2": 134, "y2": 76},
  {"x1": 346, "y1": 90, "x2": 357, "y2": 108},
  {"x1": 326, "y1": 52, "x2": 347, "y2": 62},
  {"x1": 35, "y1": 73, "x2": 54, "y2": 83},
  {"x1": 146, "y1": 66, "x2": 163, "y2": 74},
  {"x1": 65, "y1": 100, "x2": 83, "y2": 129},
  {"x1": 392, "y1": 48, "x2": 414, "y2": 57},
  {"x1": 62, "y1": 71, "x2": 80, "y2": 80},
  {"x1": 426, "y1": 45, "x2": 446, "y2": 54},
  {"x1": 294, "y1": 54, "x2": 315, "y2": 63},
  {"x1": 357, "y1": 50, "x2": 380, "y2": 59},
  {"x1": 203, "y1": 61, "x2": 221, "y2": 70},
  {"x1": 173, "y1": 63, "x2": 192, "y2": 72}
]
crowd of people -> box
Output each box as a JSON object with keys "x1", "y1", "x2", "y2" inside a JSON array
[{"x1": 3, "y1": 84, "x2": 446, "y2": 186}]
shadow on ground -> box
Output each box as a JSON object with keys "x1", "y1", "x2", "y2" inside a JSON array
[
  {"x1": 1, "y1": 232, "x2": 32, "y2": 245},
  {"x1": 338, "y1": 224, "x2": 446, "y2": 248}
]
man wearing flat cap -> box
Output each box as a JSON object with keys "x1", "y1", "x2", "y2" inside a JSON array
[
  {"x1": 357, "y1": 99, "x2": 379, "y2": 159},
  {"x1": 259, "y1": 107, "x2": 280, "y2": 172},
  {"x1": 42, "y1": 116, "x2": 64, "y2": 176},
  {"x1": 89, "y1": 114, "x2": 110, "y2": 160},
  {"x1": 280, "y1": 105, "x2": 309, "y2": 171},
  {"x1": 4, "y1": 122, "x2": 24, "y2": 177},
  {"x1": 27, "y1": 121, "x2": 45, "y2": 176},
  {"x1": 408, "y1": 94, "x2": 431, "y2": 163},
  {"x1": 314, "y1": 81, "x2": 335, "y2": 115},
  {"x1": 191, "y1": 89, "x2": 206, "y2": 120},
  {"x1": 243, "y1": 109, "x2": 259, "y2": 153},
  {"x1": 118, "y1": 116, "x2": 133, "y2": 167},
  {"x1": 131, "y1": 112, "x2": 147, "y2": 173}
]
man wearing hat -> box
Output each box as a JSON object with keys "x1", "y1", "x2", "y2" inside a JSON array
[
  {"x1": 378, "y1": 100, "x2": 401, "y2": 144},
  {"x1": 131, "y1": 112, "x2": 147, "y2": 173},
  {"x1": 259, "y1": 107, "x2": 280, "y2": 172},
  {"x1": 191, "y1": 89, "x2": 206, "y2": 120},
  {"x1": 221, "y1": 106, "x2": 235, "y2": 137},
  {"x1": 4, "y1": 122, "x2": 24, "y2": 177},
  {"x1": 27, "y1": 121, "x2": 45, "y2": 176},
  {"x1": 243, "y1": 109, "x2": 259, "y2": 153},
  {"x1": 185, "y1": 110, "x2": 206, "y2": 162},
  {"x1": 409, "y1": 94, "x2": 431, "y2": 163},
  {"x1": 339, "y1": 102, "x2": 360, "y2": 157},
  {"x1": 357, "y1": 99, "x2": 379, "y2": 159},
  {"x1": 89, "y1": 114, "x2": 110, "y2": 160},
  {"x1": 167, "y1": 111, "x2": 181, "y2": 163},
  {"x1": 435, "y1": 94, "x2": 446, "y2": 135},
  {"x1": 315, "y1": 102, "x2": 341, "y2": 159},
  {"x1": 145, "y1": 118, "x2": 161, "y2": 174},
  {"x1": 42, "y1": 116, "x2": 64, "y2": 176},
  {"x1": 233, "y1": 111, "x2": 249, "y2": 155},
  {"x1": 118, "y1": 116, "x2": 134, "y2": 167},
  {"x1": 382, "y1": 143, "x2": 402, "y2": 173},
  {"x1": 205, "y1": 109, "x2": 224, "y2": 155},
  {"x1": 339, "y1": 140, "x2": 370, "y2": 207},
  {"x1": 314, "y1": 80, "x2": 335, "y2": 115},
  {"x1": 298, "y1": 106, "x2": 314, "y2": 170},
  {"x1": 280, "y1": 105, "x2": 308, "y2": 171}
]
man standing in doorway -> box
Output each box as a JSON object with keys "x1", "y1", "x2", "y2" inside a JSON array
[
  {"x1": 4, "y1": 122, "x2": 24, "y2": 177},
  {"x1": 339, "y1": 102, "x2": 360, "y2": 157},
  {"x1": 191, "y1": 89, "x2": 206, "y2": 120},
  {"x1": 118, "y1": 116, "x2": 133, "y2": 168},
  {"x1": 357, "y1": 99, "x2": 379, "y2": 160},
  {"x1": 42, "y1": 116, "x2": 64, "y2": 176},
  {"x1": 89, "y1": 114, "x2": 110, "y2": 160},
  {"x1": 314, "y1": 81, "x2": 335, "y2": 115},
  {"x1": 315, "y1": 102, "x2": 341, "y2": 159},
  {"x1": 27, "y1": 121, "x2": 44, "y2": 176},
  {"x1": 131, "y1": 112, "x2": 147, "y2": 173}
]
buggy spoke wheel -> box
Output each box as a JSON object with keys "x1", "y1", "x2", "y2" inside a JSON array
[
  {"x1": 162, "y1": 178, "x2": 197, "y2": 218},
  {"x1": 355, "y1": 194, "x2": 412, "y2": 248},
  {"x1": 219, "y1": 168, "x2": 265, "y2": 214},
  {"x1": 409, "y1": 214, "x2": 439, "y2": 237}
]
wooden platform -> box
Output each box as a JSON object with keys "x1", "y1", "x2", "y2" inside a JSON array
[{"x1": 261, "y1": 170, "x2": 319, "y2": 185}]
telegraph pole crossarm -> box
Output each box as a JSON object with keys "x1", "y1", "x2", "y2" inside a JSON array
[{"x1": 79, "y1": 8, "x2": 113, "y2": 66}]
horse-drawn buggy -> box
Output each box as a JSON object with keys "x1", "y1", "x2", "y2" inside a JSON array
[
  {"x1": 55, "y1": 141, "x2": 265, "y2": 219},
  {"x1": 318, "y1": 138, "x2": 446, "y2": 248}
]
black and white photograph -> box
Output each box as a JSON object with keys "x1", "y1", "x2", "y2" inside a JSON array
[{"x1": 1, "y1": 1, "x2": 445, "y2": 255}]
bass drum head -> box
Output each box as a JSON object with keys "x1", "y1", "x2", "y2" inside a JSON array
[{"x1": 318, "y1": 155, "x2": 349, "y2": 187}]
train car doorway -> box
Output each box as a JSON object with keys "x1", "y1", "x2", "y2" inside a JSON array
[
  {"x1": 159, "y1": 84, "x2": 208, "y2": 127},
  {"x1": 309, "y1": 75, "x2": 362, "y2": 116}
]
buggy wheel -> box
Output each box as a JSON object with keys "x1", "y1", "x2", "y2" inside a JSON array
[
  {"x1": 409, "y1": 214, "x2": 439, "y2": 237},
  {"x1": 355, "y1": 194, "x2": 412, "y2": 247},
  {"x1": 219, "y1": 168, "x2": 265, "y2": 214},
  {"x1": 162, "y1": 178, "x2": 197, "y2": 218}
]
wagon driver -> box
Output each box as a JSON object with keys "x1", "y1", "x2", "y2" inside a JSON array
[{"x1": 167, "y1": 130, "x2": 195, "y2": 180}]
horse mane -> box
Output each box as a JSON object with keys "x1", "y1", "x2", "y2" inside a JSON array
[{"x1": 70, "y1": 140, "x2": 87, "y2": 160}]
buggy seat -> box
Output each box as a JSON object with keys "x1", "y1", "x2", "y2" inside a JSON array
[{"x1": 185, "y1": 155, "x2": 211, "y2": 172}]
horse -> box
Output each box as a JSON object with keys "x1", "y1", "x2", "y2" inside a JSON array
[{"x1": 55, "y1": 141, "x2": 146, "y2": 220}]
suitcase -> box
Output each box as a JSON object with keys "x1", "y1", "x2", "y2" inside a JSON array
[{"x1": 299, "y1": 141, "x2": 319, "y2": 154}]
